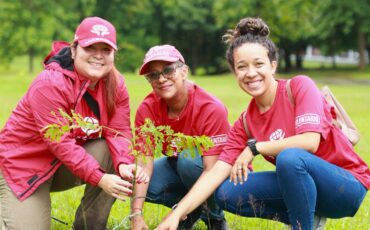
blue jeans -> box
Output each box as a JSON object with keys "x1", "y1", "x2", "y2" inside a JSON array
[
  {"x1": 146, "y1": 149, "x2": 225, "y2": 221},
  {"x1": 216, "y1": 148, "x2": 367, "y2": 230}
]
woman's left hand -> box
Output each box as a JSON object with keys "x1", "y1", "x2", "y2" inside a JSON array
[
  {"x1": 229, "y1": 147, "x2": 254, "y2": 185},
  {"x1": 119, "y1": 164, "x2": 150, "y2": 184}
]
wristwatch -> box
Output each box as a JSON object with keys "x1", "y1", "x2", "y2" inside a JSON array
[{"x1": 247, "y1": 138, "x2": 260, "y2": 156}]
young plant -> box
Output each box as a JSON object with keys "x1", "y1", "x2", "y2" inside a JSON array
[
  {"x1": 42, "y1": 109, "x2": 214, "y2": 228},
  {"x1": 42, "y1": 109, "x2": 213, "y2": 161}
]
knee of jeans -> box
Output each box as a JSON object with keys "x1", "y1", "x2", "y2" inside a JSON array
[
  {"x1": 177, "y1": 150, "x2": 203, "y2": 173},
  {"x1": 146, "y1": 183, "x2": 162, "y2": 203},
  {"x1": 276, "y1": 148, "x2": 306, "y2": 170},
  {"x1": 215, "y1": 184, "x2": 228, "y2": 210}
]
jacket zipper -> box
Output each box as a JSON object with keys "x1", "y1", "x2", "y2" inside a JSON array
[{"x1": 73, "y1": 80, "x2": 89, "y2": 110}]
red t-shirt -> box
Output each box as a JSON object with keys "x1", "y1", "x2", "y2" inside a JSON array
[
  {"x1": 135, "y1": 83, "x2": 230, "y2": 156},
  {"x1": 219, "y1": 75, "x2": 370, "y2": 189}
]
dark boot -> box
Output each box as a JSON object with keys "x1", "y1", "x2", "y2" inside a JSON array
[
  {"x1": 202, "y1": 217, "x2": 229, "y2": 230},
  {"x1": 178, "y1": 206, "x2": 203, "y2": 229}
]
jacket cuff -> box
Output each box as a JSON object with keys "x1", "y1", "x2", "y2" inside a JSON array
[{"x1": 88, "y1": 168, "x2": 105, "y2": 186}]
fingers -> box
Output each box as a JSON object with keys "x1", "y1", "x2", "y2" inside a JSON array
[
  {"x1": 243, "y1": 164, "x2": 249, "y2": 182},
  {"x1": 113, "y1": 183, "x2": 132, "y2": 196},
  {"x1": 119, "y1": 165, "x2": 134, "y2": 180},
  {"x1": 229, "y1": 163, "x2": 248, "y2": 185},
  {"x1": 120, "y1": 165, "x2": 150, "y2": 184},
  {"x1": 135, "y1": 167, "x2": 150, "y2": 184},
  {"x1": 237, "y1": 164, "x2": 244, "y2": 184},
  {"x1": 229, "y1": 164, "x2": 239, "y2": 185},
  {"x1": 112, "y1": 192, "x2": 127, "y2": 201},
  {"x1": 99, "y1": 174, "x2": 133, "y2": 200}
]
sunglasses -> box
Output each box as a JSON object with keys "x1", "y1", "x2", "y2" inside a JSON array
[{"x1": 145, "y1": 63, "x2": 183, "y2": 83}]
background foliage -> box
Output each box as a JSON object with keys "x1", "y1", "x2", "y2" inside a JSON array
[{"x1": 0, "y1": 0, "x2": 369, "y2": 74}]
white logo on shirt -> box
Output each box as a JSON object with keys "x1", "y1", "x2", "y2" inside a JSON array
[
  {"x1": 91, "y1": 25, "x2": 110, "y2": 36},
  {"x1": 81, "y1": 117, "x2": 101, "y2": 136},
  {"x1": 269, "y1": 129, "x2": 285, "y2": 141},
  {"x1": 295, "y1": 113, "x2": 320, "y2": 128},
  {"x1": 211, "y1": 134, "x2": 228, "y2": 146}
]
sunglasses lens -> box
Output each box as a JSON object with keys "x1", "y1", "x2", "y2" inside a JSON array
[
  {"x1": 146, "y1": 72, "x2": 160, "y2": 82},
  {"x1": 163, "y1": 66, "x2": 175, "y2": 76}
]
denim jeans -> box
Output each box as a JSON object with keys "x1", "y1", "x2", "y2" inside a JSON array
[
  {"x1": 146, "y1": 149, "x2": 225, "y2": 221},
  {"x1": 215, "y1": 148, "x2": 367, "y2": 230}
]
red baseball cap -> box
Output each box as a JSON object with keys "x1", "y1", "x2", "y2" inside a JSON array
[
  {"x1": 139, "y1": 45, "x2": 185, "y2": 75},
  {"x1": 74, "y1": 16, "x2": 117, "y2": 50}
]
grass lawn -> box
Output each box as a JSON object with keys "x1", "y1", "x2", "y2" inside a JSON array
[{"x1": 0, "y1": 58, "x2": 369, "y2": 229}]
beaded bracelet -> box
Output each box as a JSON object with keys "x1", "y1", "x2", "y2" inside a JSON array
[{"x1": 128, "y1": 210, "x2": 143, "y2": 221}]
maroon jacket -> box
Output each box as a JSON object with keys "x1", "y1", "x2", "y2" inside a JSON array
[{"x1": 0, "y1": 41, "x2": 134, "y2": 201}]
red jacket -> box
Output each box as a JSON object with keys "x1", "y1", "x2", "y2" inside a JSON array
[{"x1": 0, "y1": 41, "x2": 134, "y2": 201}]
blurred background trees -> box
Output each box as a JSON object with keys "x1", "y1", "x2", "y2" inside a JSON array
[{"x1": 0, "y1": 0, "x2": 369, "y2": 74}]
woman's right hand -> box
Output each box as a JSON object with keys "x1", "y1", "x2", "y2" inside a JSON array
[
  {"x1": 155, "y1": 211, "x2": 181, "y2": 230},
  {"x1": 97, "y1": 174, "x2": 133, "y2": 201}
]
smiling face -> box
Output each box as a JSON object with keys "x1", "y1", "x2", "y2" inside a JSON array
[
  {"x1": 71, "y1": 42, "x2": 115, "y2": 88},
  {"x1": 146, "y1": 61, "x2": 188, "y2": 101},
  {"x1": 233, "y1": 43, "x2": 277, "y2": 98}
]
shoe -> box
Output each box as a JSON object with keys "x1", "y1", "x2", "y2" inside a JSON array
[
  {"x1": 202, "y1": 218, "x2": 229, "y2": 230},
  {"x1": 178, "y1": 207, "x2": 202, "y2": 230},
  {"x1": 284, "y1": 216, "x2": 327, "y2": 230},
  {"x1": 314, "y1": 216, "x2": 327, "y2": 230}
]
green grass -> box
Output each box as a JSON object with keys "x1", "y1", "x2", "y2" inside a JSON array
[{"x1": 1, "y1": 58, "x2": 370, "y2": 229}]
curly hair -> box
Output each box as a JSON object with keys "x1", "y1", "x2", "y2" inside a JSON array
[{"x1": 222, "y1": 17, "x2": 278, "y2": 71}]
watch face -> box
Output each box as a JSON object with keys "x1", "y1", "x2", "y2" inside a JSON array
[
  {"x1": 248, "y1": 138, "x2": 256, "y2": 144},
  {"x1": 247, "y1": 138, "x2": 259, "y2": 156}
]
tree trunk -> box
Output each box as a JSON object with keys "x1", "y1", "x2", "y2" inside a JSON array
[
  {"x1": 331, "y1": 36, "x2": 337, "y2": 69},
  {"x1": 284, "y1": 49, "x2": 292, "y2": 72},
  {"x1": 358, "y1": 30, "x2": 365, "y2": 71},
  {"x1": 295, "y1": 50, "x2": 303, "y2": 70}
]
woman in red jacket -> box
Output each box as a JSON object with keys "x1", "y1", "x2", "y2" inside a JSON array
[{"x1": 0, "y1": 16, "x2": 148, "y2": 230}]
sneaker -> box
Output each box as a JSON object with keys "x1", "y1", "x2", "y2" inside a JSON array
[
  {"x1": 284, "y1": 216, "x2": 327, "y2": 230},
  {"x1": 202, "y1": 218, "x2": 229, "y2": 230},
  {"x1": 314, "y1": 216, "x2": 327, "y2": 230}
]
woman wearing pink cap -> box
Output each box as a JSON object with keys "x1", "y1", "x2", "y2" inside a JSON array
[
  {"x1": 0, "y1": 16, "x2": 148, "y2": 229},
  {"x1": 131, "y1": 45, "x2": 230, "y2": 230}
]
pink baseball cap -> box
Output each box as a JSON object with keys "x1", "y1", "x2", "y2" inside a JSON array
[
  {"x1": 139, "y1": 45, "x2": 185, "y2": 75},
  {"x1": 74, "y1": 16, "x2": 117, "y2": 50}
]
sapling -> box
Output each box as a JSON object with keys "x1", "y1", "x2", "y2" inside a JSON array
[{"x1": 42, "y1": 109, "x2": 214, "y2": 228}]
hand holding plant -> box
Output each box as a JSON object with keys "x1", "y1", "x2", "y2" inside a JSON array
[{"x1": 42, "y1": 109, "x2": 214, "y2": 229}]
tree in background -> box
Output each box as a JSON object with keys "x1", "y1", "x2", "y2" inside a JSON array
[
  {"x1": 146, "y1": 0, "x2": 224, "y2": 74},
  {"x1": 0, "y1": 0, "x2": 59, "y2": 73},
  {"x1": 213, "y1": 0, "x2": 318, "y2": 72},
  {"x1": 0, "y1": 0, "x2": 368, "y2": 74},
  {"x1": 314, "y1": 0, "x2": 370, "y2": 70}
]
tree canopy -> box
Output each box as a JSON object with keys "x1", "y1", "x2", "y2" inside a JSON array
[{"x1": 0, "y1": 0, "x2": 368, "y2": 73}]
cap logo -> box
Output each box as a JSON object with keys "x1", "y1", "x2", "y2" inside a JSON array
[{"x1": 91, "y1": 24, "x2": 110, "y2": 36}]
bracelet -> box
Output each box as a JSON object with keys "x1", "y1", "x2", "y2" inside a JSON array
[
  {"x1": 128, "y1": 210, "x2": 143, "y2": 221},
  {"x1": 171, "y1": 203, "x2": 178, "y2": 210}
]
